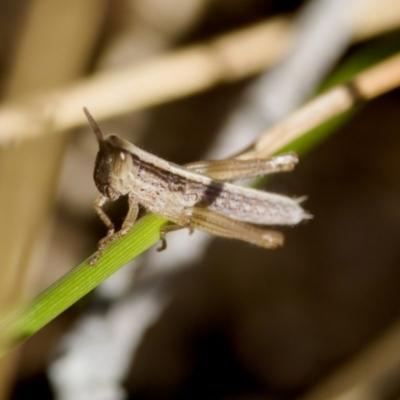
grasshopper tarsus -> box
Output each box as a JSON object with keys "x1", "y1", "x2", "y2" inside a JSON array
[
  {"x1": 157, "y1": 239, "x2": 167, "y2": 252},
  {"x1": 88, "y1": 253, "x2": 100, "y2": 266}
]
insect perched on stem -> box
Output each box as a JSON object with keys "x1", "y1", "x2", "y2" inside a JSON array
[{"x1": 84, "y1": 108, "x2": 311, "y2": 265}]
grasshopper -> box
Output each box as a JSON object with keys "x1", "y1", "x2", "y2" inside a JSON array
[{"x1": 84, "y1": 108, "x2": 310, "y2": 265}]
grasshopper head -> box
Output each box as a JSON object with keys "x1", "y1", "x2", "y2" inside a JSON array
[
  {"x1": 84, "y1": 108, "x2": 129, "y2": 201},
  {"x1": 93, "y1": 147, "x2": 119, "y2": 200}
]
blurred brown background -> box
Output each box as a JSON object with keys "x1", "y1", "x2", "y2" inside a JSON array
[{"x1": 0, "y1": 1, "x2": 400, "y2": 399}]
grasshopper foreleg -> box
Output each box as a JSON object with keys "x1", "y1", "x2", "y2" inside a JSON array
[
  {"x1": 94, "y1": 194, "x2": 115, "y2": 235},
  {"x1": 90, "y1": 194, "x2": 139, "y2": 265}
]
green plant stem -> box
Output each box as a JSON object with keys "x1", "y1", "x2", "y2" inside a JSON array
[{"x1": 0, "y1": 214, "x2": 167, "y2": 357}]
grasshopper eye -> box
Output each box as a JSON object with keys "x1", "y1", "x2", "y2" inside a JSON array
[{"x1": 112, "y1": 150, "x2": 133, "y2": 179}]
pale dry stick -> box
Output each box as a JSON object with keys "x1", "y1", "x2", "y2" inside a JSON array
[
  {"x1": 208, "y1": 0, "x2": 361, "y2": 160},
  {"x1": 0, "y1": 0, "x2": 399, "y2": 145},
  {"x1": 0, "y1": 16, "x2": 291, "y2": 145},
  {"x1": 353, "y1": 0, "x2": 400, "y2": 41},
  {"x1": 238, "y1": 52, "x2": 400, "y2": 160}
]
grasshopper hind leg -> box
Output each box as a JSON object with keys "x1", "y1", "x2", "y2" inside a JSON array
[
  {"x1": 158, "y1": 207, "x2": 284, "y2": 250},
  {"x1": 185, "y1": 153, "x2": 298, "y2": 182},
  {"x1": 184, "y1": 207, "x2": 284, "y2": 248}
]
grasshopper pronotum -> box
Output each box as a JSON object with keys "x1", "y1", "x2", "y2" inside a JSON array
[{"x1": 84, "y1": 108, "x2": 310, "y2": 265}]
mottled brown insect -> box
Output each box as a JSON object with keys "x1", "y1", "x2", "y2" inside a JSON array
[{"x1": 84, "y1": 108, "x2": 310, "y2": 265}]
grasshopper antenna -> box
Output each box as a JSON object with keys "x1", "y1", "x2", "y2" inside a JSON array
[{"x1": 83, "y1": 107, "x2": 107, "y2": 151}]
